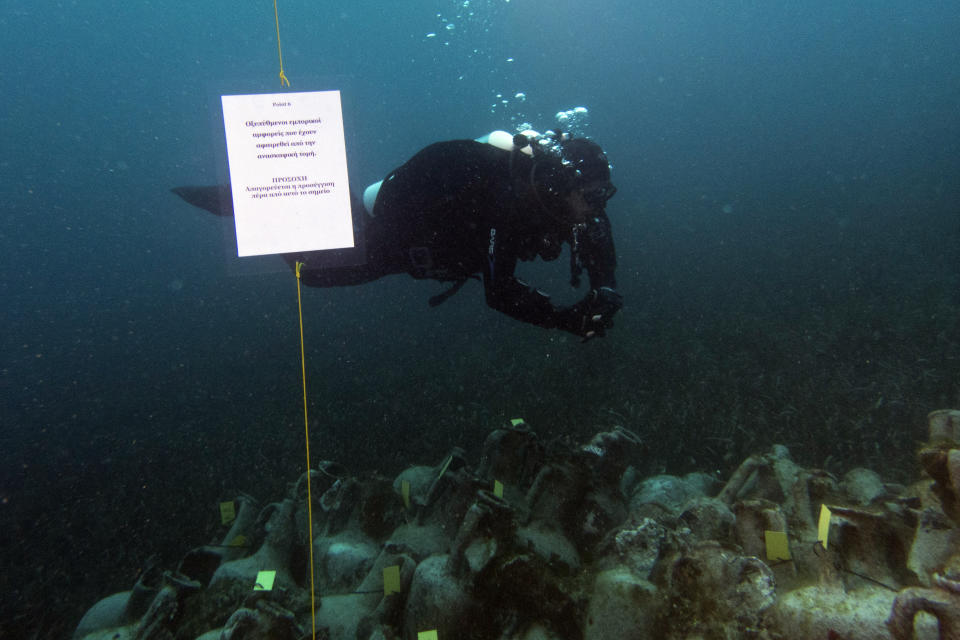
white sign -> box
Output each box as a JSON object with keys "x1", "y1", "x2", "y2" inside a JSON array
[{"x1": 221, "y1": 90, "x2": 354, "y2": 257}]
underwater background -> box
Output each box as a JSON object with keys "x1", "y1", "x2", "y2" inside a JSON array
[{"x1": 1, "y1": 0, "x2": 958, "y2": 636}]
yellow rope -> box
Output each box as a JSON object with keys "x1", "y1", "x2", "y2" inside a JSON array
[
  {"x1": 295, "y1": 262, "x2": 316, "y2": 639},
  {"x1": 274, "y1": 0, "x2": 290, "y2": 86}
]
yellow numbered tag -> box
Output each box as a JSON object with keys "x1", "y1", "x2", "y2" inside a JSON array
[
  {"x1": 219, "y1": 501, "x2": 236, "y2": 525},
  {"x1": 493, "y1": 480, "x2": 504, "y2": 498},
  {"x1": 510, "y1": 418, "x2": 525, "y2": 426},
  {"x1": 254, "y1": 570, "x2": 276, "y2": 591},
  {"x1": 418, "y1": 631, "x2": 438, "y2": 640},
  {"x1": 437, "y1": 455, "x2": 453, "y2": 479},
  {"x1": 818, "y1": 505, "x2": 832, "y2": 549},
  {"x1": 764, "y1": 530, "x2": 790, "y2": 561},
  {"x1": 383, "y1": 565, "x2": 401, "y2": 596},
  {"x1": 401, "y1": 480, "x2": 411, "y2": 509}
]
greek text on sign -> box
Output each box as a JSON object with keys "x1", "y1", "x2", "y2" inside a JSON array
[{"x1": 221, "y1": 90, "x2": 354, "y2": 257}]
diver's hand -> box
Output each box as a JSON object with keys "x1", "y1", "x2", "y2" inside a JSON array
[{"x1": 556, "y1": 287, "x2": 623, "y2": 341}]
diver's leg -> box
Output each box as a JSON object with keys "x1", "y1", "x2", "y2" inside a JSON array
[
  {"x1": 172, "y1": 184, "x2": 406, "y2": 286},
  {"x1": 282, "y1": 252, "x2": 393, "y2": 287},
  {"x1": 281, "y1": 201, "x2": 408, "y2": 287}
]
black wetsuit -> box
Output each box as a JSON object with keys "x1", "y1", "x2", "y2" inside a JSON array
[
  {"x1": 293, "y1": 139, "x2": 618, "y2": 330},
  {"x1": 173, "y1": 139, "x2": 619, "y2": 334}
]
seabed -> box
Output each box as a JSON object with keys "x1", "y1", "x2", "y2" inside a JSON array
[{"x1": 73, "y1": 410, "x2": 960, "y2": 640}]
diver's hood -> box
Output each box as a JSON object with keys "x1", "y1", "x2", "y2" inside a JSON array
[
  {"x1": 559, "y1": 138, "x2": 611, "y2": 185},
  {"x1": 529, "y1": 137, "x2": 613, "y2": 205},
  {"x1": 482, "y1": 129, "x2": 612, "y2": 194}
]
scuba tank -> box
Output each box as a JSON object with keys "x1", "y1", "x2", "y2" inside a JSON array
[{"x1": 361, "y1": 130, "x2": 543, "y2": 216}]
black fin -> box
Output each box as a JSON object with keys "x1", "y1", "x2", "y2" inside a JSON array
[
  {"x1": 428, "y1": 277, "x2": 474, "y2": 307},
  {"x1": 171, "y1": 185, "x2": 234, "y2": 217}
]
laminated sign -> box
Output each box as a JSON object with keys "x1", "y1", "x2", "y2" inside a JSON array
[{"x1": 221, "y1": 90, "x2": 354, "y2": 257}]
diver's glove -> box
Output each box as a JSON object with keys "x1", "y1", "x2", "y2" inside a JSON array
[{"x1": 556, "y1": 287, "x2": 623, "y2": 341}]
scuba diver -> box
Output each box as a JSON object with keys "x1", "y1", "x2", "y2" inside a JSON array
[{"x1": 173, "y1": 130, "x2": 623, "y2": 340}]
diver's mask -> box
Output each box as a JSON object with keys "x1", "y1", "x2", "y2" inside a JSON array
[{"x1": 582, "y1": 182, "x2": 617, "y2": 208}]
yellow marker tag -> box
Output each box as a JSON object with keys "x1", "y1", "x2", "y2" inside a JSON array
[
  {"x1": 254, "y1": 570, "x2": 276, "y2": 591},
  {"x1": 818, "y1": 504, "x2": 832, "y2": 550},
  {"x1": 437, "y1": 455, "x2": 453, "y2": 479},
  {"x1": 510, "y1": 418, "x2": 525, "y2": 426},
  {"x1": 764, "y1": 530, "x2": 790, "y2": 561},
  {"x1": 401, "y1": 480, "x2": 411, "y2": 509},
  {"x1": 229, "y1": 535, "x2": 247, "y2": 547},
  {"x1": 383, "y1": 565, "x2": 401, "y2": 596},
  {"x1": 219, "y1": 501, "x2": 236, "y2": 525},
  {"x1": 493, "y1": 480, "x2": 504, "y2": 498},
  {"x1": 418, "y1": 631, "x2": 438, "y2": 640}
]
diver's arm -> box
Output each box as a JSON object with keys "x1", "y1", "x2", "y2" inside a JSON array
[
  {"x1": 481, "y1": 233, "x2": 617, "y2": 338},
  {"x1": 483, "y1": 269, "x2": 621, "y2": 339},
  {"x1": 580, "y1": 212, "x2": 618, "y2": 289},
  {"x1": 558, "y1": 213, "x2": 622, "y2": 339},
  {"x1": 482, "y1": 244, "x2": 559, "y2": 328}
]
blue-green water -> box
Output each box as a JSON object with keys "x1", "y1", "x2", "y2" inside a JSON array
[{"x1": 1, "y1": 1, "x2": 958, "y2": 636}]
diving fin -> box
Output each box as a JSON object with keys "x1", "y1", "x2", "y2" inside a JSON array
[{"x1": 171, "y1": 185, "x2": 234, "y2": 217}]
